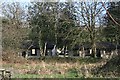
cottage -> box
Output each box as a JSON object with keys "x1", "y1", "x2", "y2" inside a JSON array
[
  {"x1": 95, "y1": 42, "x2": 120, "y2": 58},
  {"x1": 20, "y1": 40, "x2": 40, "y2": 58},
  {"x1": 73, "y1": 42, "x2": 120, "y2": 58}
]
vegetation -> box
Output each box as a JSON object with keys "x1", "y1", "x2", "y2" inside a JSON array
[
  {"x1": 103, "y1": 2, "x2": 120, "y2": 44},
  {"x1": 2, "y1": 1, "x2": 120, "y2": 56},
  {"x1": 94, "y1": 56, "x2": 120, "y2": 77},
  {"x1": 1, "y1": 1, "x2": 120, "y2": 78}
]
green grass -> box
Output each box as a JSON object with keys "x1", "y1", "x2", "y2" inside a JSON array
[
  {"x1": 5, "y1": 57, "x2": 104, "y2": 78},
  {"x1": 2, "y1": 64, "x2": 13, "y2": 68},
  {"x1": 12, "y1": 72, "x2": 84, "y2": 78},
  {"x1": 66, "y1": 68, "x2": 79, "y2": 78},
  {"x1": 12, "y1": 74, "x2": 65, "y2": 78},
  {"x1": 12, "y1": 73, "x2": 120, "y2": 79},
  {"x1": 12, "y1": 74, "x2": 41, "y2": 78},
  {"x1": 11, "y1": 78, "x2": 120, "y2": 80}
]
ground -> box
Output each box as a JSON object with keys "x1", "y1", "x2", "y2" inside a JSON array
[{"x1": 1, "y1": 50, "x2": 120, "y2": 78}]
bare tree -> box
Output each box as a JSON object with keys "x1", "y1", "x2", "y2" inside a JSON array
[
  {"x1": 2, "y1": 2, "x2": 26, "y2": 28},
  {"x1": 2, "y1": 2, "x2": 29, "y2": 50},
  {"x1": 77, "y1": 2, "x2": 104, "y2": 57}
]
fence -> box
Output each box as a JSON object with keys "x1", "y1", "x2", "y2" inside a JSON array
[{"x1": 0, "y1": 69, "x2": 11, "y2": 79}]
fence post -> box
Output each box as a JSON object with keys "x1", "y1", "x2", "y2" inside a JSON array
[{"x1": 0, "y1": 69, "x2": 11, "y2": 79}]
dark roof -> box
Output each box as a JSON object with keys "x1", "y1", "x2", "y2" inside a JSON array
[
  {"x1": 96, "y1": 42, "x2": 116, "y2": 49},
  {"x1": 21, "y1": 40, "x2": 40, "y2": 49},
  {"x1": 46, "y1": 42, "x2": 54, "y2": 49},
  {"x1": 72, "y1": 42, "x2": 120, "y2": 50},
  {"x1": 72, "y1": 42, "x2": 91, "y2": 50}
]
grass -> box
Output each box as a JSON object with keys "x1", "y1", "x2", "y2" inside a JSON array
[
  {"x1": 3, "y1": 57, "x2": 106, "y2": 78},
  {"x1": 2, "y1": 51, "x2": 113, "y2": 78},
  {"x1": 11, "y1": 78, "x2": 120, "y2": 80},
  {"x1": 12, "y1": 73, "x2": 83, "y2": 78},
  {"x1": 12, "y1": 73, "x2": 120, "y2": 79},
  {"x1": 12, "y1": 74, "x2": 41, "y2": 78},
  {"x1": 78, "y1": 57, "x2": 103, "y2": 63},
  {"x1": 28, "y1": 57, "x2": 103, "y2": 64},
  {"x1": 2, "y1": 63, "x2": 13, "y2": 68},
  {"x1": 12, "y1": 67, "x2": 84, "y2": 78},
  {"x1": 2, "y1": 50, "x2": 120, "y2": 79}
]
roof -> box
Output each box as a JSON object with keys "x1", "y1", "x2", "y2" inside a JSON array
[
  {"x1": 72, "y1": 42, "x2": 120, "y2": 50},
  {"x1": 96, "y1": 42, "x2": 116, "y2": 49},
  {"x1": 46, "y1": 42, "x2": 54, "y2": 49},
  {"x1": 21, "y1": 40, "x2": 40, "y2": 49}
]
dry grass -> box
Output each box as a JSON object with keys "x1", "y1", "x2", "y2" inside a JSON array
[{"x1": 2, "y1": 50, "x2": 108, "y2": 78}]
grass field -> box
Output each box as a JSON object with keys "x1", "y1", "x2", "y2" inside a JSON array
[
  {"x1": 2, "y1": 57, "x2": 105, "y2": 78},
  {"x1": 2, "y1": 50, "x2": 120, "y2": 78}
]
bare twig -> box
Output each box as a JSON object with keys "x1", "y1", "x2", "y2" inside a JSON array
[{"x1": 101, "y1": 2, "x2": 120, "y2": 27}]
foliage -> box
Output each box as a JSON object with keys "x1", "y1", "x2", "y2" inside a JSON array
[
  {"x1": 94, "y1": 56, "x2": 120, "y2": 77},
  {"x1": 28, "y1": 2, "x2": 78, "y2": 51},
  {"x1": 103, "y1": 1, "x2": 120, "y2": 43},
  {"x1": 67, "y1": 68, "x2": 79, "y2": 77}
]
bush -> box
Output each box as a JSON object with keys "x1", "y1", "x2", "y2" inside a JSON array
[{"x1": 67, "y1": 68, "x2": 79, "y2": 78}]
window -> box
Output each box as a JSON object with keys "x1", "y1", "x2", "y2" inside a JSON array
[{"x1": 32, "y1": 49, "x2": 35, "y2": 54}]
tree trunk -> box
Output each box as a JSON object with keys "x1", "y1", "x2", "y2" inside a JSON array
[
  {"x1": 90, "y1": 31, "x2": 96, "y2": 58},
  {"x1": 43, "y1": 42, "x2": 47, "y2": 56},
  {"x1": 91, "y1": 42, "x2": 96, "y2": 57},
  {"x1": 82, "y1": 46, "x2": 85, "y2": 58}
]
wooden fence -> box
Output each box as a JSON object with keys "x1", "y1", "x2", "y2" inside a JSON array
[{"x1": 0, "y1": 69, "x2": 11, "y2": 79}]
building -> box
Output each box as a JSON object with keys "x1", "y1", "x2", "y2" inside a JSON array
[
  {"x1": 72, "y1": 42, "x2": 120, "y2": 58},
  {"x1": 20, "y1": 40, "x2": 40, "y2": 58}
]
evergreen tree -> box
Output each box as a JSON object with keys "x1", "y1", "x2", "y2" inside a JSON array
[{"x1": 103, "y1": 1, "x2": 120, "y2": 44}]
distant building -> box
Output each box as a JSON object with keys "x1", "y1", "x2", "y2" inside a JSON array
[
  {"x1": 20, "y1": 40, "x2": 40, "y2": 58},
  {"x1": 72, "y1": 42, "x2": 120, "y2": 58}
]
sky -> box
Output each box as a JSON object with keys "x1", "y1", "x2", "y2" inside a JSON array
[
  {"x1": 0, "y1": 0, "x2": 115, "y2": 26},
  {"x1": 1, "y1": 0, "x2": 115, "y2": 3},
  {"x1": 1, "y1": 0, "x2": 30, "y2": 3},
  {"x1": 0, "y1": 0, "x2": 114, "y2": 17}
]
